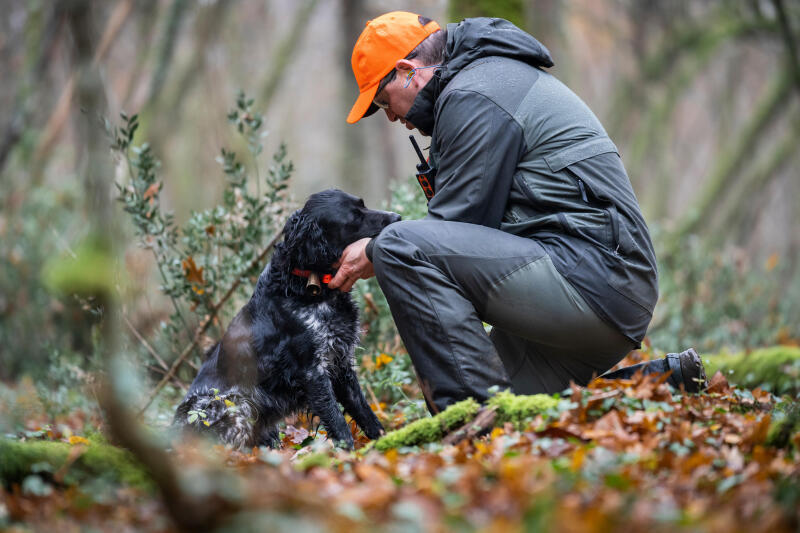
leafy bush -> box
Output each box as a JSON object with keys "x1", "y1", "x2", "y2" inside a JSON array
[
  {"x1": 0, "y1": 180, "x2": 101, "y2": 381},
  {"x1": 110, "y1": 91, "x2": 292, "y2": 382},
  {"x1": 650, "y1": 235, "x2": 800, "y2": 353}
]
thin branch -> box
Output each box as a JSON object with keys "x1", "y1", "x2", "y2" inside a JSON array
[
  {"x1": 662, "y1": 71, "x2": 793, "y2": 261},
  {"x1": 120, "y1": 0, "x2": 160, "y2": 108},
  {"x1": 146, "y1": 0, "x2": 189, "y2": 106},
  {"x1": 364, "y1": 381, "x2": 387, "y2": 419},
  {"x1": 96, "y1": 0, "x2": 135, "y2": 62},
  {"x1": 30, "y1": 0, "x2": 135, "y2": 184},
  {"x1": 145, "y1": 364, "x2": 190, "y2": 395},
  {"x1": 772, "y1": 0, "x2": 800, "y2": 96},
  {"x1": 123, "y1": 313, "x2": 196, "y2": 384},
  {"x1": 0, "y1": 3, "x2": 64, "y2": 176},
  {"x1": 259, "y1": 0, "x2": 320, "y2": 112},
  {"x1": 442, "y1": 406, "x2": 498, "y2": 446},
  {"x1": 138, "y1": 229, "x2": 283, "y2": 415}
]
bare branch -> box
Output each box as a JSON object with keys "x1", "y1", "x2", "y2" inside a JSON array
[
  {"x1": 123, "y1": 314, "x2": 191, "y2": 392},
  {"x1": 772, "y1": 0, "x2": 800, "y2": 96},
  {"x1": 442, "y1": 406, "x2": 498, "y2": 446},
  {"x1": 259, "y1": 0, "x2": 320, "y2": 111},
  {"x1": 30, "y1": 0, "x2": 135, "y2": 183}
]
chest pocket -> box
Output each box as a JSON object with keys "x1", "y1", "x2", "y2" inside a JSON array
[{"x1": 544, "y1": 137, "x2": 623, "y2": 253}]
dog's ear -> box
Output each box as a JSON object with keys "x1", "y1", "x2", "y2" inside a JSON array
[{"x1": 281, "y1": 210, "x2": 337, "y2": 268}]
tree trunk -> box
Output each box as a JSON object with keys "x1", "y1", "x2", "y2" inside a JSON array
[
  {"x1": 448, "y1": 0, "x2": 525, "y2": 30},
  {"x1": 66, "y1": 2, "x2": 236, "y2": 530}
]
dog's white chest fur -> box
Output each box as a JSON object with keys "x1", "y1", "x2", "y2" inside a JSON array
[{"x1": 297, "y1": 302, "x2": 358, "y2": 373}]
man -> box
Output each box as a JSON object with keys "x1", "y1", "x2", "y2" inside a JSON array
[{"x1": 329, "y1": 11, "x2": 706, "y2": 412}]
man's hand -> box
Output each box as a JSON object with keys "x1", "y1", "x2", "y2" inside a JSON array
[{"x1": 329, "y1": 237, "x2": 375, "y2": 292}]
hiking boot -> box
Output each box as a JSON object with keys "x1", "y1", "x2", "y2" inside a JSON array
[{"x1": 665, "y1": 348, "x2": 708, "y2": 393}]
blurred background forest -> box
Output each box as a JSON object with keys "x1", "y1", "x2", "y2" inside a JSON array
[
  {"x1": 1, "y1": 0, "x2": 800, "y2": 407},
  {"x1": 2, "y1": 1, "x2": 800, "y2": 530}
]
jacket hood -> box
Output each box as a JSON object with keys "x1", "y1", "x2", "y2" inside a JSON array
[
  {"x1": 439, "y1": 17, "x2": 553, "y2": 87},
  {"x1": 405, "y1": 18, "x2": 553, "y2": 135}
]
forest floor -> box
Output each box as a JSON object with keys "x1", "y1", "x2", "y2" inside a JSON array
[{"x1": 2, "y1": 352, "x2": 799, "y2": 533}]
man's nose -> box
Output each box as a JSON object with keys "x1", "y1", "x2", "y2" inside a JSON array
[{"x1": 384, "y1": 108, "x2": 398, "y2": 122}]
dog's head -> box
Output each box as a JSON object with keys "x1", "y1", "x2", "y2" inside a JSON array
[{"x1": 272, "y1": 189, "x2": 400, "y2": 296}]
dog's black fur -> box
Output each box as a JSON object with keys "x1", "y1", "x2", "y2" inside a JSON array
[{"x1": 173, "y1": 189, "x2": 400, "y2": 448}]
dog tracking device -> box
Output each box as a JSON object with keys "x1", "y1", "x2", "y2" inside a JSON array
[{"x1": 409, "y1": 135, "x2": 435, "y2": 201}]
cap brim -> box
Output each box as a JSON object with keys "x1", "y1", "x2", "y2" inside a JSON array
[
  {"x1": 346, "y1": 83, "x2": 380, "y2": 124},
  {"x1": 363, "y1": 102, "x2": 379, "y2": 118}
]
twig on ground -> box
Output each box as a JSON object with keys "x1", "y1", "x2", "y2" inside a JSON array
[
  {"x1": 364, "y1": 381, "x2": 387, "y2": 419},
  {"x1": 123, "y1": 312, "x2": 196, "y2": 372},
  {"x1": 442, "y1": 406, "x2": 498, "y2": 446}
]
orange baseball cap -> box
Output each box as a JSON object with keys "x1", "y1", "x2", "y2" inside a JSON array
[{"x1": 347, "y1": 11, "x2": 440, "y2": 124}]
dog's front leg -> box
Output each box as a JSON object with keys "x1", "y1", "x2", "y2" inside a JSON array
[
  {"x1": 333, "y1": 365, "x2": 384, "y2": 440},
  {"x1": 304, "y1": 370, "x2": 354, "y2": 448}
]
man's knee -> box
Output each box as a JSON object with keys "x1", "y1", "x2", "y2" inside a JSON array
[{"x1": 372, "y1": 219, "x2": 429, "y2": 273}]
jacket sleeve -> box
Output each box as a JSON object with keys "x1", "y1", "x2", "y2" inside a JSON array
[{"x1": 426, "y1": 89, "x2": 526, "y2": 228}]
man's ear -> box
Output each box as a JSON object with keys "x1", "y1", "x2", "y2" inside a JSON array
[{"x1": 395, "y1": 59, "x2": 416, "y2": 73}]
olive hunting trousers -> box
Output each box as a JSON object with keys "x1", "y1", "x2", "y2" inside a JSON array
[{"x1": 371, "y1": 219, "x2": 638, "y2": 412}]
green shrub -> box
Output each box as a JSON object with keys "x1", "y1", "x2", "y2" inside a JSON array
[
  {"x1": 355, "y1": 175, "x2": 427, "y2": 352},
  {"x1": 110, "y1": 92, "x2": 292, "y2": 382},
  {"x1": 650, "y1": 235, "x2": 800, "y2": 354},
  {"x1": 0, "y1": 181, "x2": 101, "y2": 381}
]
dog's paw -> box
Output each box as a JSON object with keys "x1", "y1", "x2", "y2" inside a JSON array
[
  {"x1": 332, "y1": 435, "x2": 355, "y2": 449},
  {"x1": 363, "y1": 422, "x2": 384, "y2": 441}
]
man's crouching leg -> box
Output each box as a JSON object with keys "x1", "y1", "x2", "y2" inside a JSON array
[{"x1": 371, "y1": 220, "x2": 513, "y2": 413}]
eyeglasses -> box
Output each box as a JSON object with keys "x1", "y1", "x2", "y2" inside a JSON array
[
  {"x1": 373, "y1": 65, "x2": 441, "y2": 110},
  {"x1": 372, "y1": 74, "x2": 394, "y2": 110},
  {"x1": 373, "y1": 97, "x2": 390, "y2": 110}
]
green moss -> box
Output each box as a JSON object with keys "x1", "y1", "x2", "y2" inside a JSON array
[
  {"x1": 375, "y1": 392, "x2": 560, "y2": 450},
  {"x1": 703, "y1": 346, "x2": 800, "y2": 396},
  {"x1": 488, "y1": 390, "x2": 559, "y2": 428},
  {"x1": 0, "y1": 438, "x2": 152, "y2": 490},
  {"x1": 375, "y1": 398, "x2": 480, "y2": 451},
  {"x1": 41, "y1": 235, "x2": 116, "y2": 298}
]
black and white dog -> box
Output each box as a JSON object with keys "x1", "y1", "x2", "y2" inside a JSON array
[{"x1": 173, "y1": 189, "x2": 400, "y2": 449}]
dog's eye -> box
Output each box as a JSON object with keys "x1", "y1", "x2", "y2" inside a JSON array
[{"x1": 358, "y1": 199, "x2": 365, "y2": 208}]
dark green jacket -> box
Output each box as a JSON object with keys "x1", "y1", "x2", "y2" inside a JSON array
[{"x1": 392, "y1": 17, "x2": 657, "y2": 344}]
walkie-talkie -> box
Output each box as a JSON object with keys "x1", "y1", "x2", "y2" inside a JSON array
[{"x1": 409, "y1": 135, "x2": 436, "y2": 201}]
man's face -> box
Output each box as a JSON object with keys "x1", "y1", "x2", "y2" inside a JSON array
[{"x1": 372, "y1": 59, "x2": 434, "y2": 132}]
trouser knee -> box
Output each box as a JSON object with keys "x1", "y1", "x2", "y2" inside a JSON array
[{"x1": 371, "y1": 219, "x2": 428, "y2": 280}]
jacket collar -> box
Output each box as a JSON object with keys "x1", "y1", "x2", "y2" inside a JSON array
[{"x1": 405, "y1": 74, "x2": 440, "y2": 137}]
